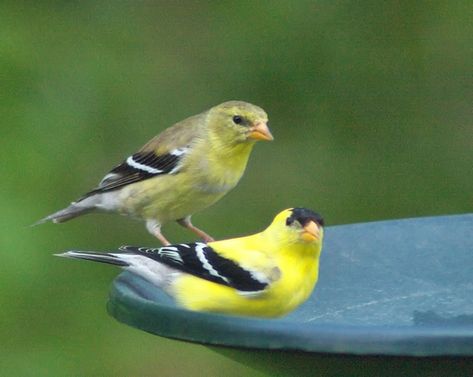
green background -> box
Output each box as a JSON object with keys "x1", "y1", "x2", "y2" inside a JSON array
[{"x1": 1, "y1": 2, "x2": 471, "y2": 376}]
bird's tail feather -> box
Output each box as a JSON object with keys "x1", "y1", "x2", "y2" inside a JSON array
[
  {"x1": 56, "y1": 250, "x2": 177, "y2": 289},
  {"x1": 33, "y1": 196, "x2": 100, "y2": 226},
  {"x1": 55, "y1": 251, "x2": 130, "y2": 267}
]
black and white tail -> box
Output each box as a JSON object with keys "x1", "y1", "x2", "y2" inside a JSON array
[
  {"x1": 55, "y1": 249, "x2": 177, "y2": 288},
  {"x1": 55, "y1": 251, "x2": 130, "y2": 266}
]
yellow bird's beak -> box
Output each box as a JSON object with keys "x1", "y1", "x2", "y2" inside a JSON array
[
  {"x1": 301, "y1": 221, "x2": 321, "y2": 242},
  {"x1": 248, "y1": 122, "x2": 274, "y2": 141}
]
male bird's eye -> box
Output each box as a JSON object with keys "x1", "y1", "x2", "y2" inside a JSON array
[
  {"x1": 232, "y1": 115, "x2": 243, "y2": 124},
  {"x1": 286, "y1": 217, "x2": 301, "y2": 228}
]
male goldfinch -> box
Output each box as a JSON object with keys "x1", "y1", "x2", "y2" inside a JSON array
[
  {"x1": 56, "y1": 208, "x2": 324, "y2": 318},
  {"x1": 38, "y1": 101, "x2": 273, "y2": 245}
]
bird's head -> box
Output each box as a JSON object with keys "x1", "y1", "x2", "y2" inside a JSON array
[
  {"x1": 207, "y1": 101, "x2": 273, "y2": 145},
  {"x1": 268, "y1": 208, "x2": 324, "y2": 247}
]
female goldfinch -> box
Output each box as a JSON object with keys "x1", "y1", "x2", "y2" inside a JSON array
[
  {"x1": 56, "y1": 208, "x2": 324, "y2": 318},
  {"x1": 39, "y1": 101, "x2": 273, "y2": 245}
]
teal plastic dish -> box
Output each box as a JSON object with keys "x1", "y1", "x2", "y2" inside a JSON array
[{"x1": 107, "y1": 214, "x2": 473, "y2": 375}]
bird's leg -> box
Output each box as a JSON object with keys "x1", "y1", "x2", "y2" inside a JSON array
[
  {"x1": 177, "y1": 217, "x2": 215, "y2": 243},
  {"x1": 153, "y1": 230, "x2": 171, "y2": 246},
  {"x1": 146, "y1": 220, "x2": 171, "y2": 246}
]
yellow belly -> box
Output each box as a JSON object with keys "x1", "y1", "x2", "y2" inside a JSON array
[
  {"x1": 169, "y1": 260, "x2": 319, "y2": 318},
  {"x1": 117, "y1": 172, "x2": 236, "y2": 224}
]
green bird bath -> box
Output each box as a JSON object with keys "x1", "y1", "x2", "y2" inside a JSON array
[{"x1": 108, "y1": 214, "x2": 473, "y2": 376}]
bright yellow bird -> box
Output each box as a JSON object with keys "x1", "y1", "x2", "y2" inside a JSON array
[
  {"x1": 38, "y1": 101, "x2": 273, "y2": 245},
  {"x1": 56, "y1": 208, "x2": 324, "y2": 318}
]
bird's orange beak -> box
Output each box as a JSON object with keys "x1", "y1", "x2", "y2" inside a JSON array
[
  {"x1": 248, "y1": 122, "x2": 274, "y2": 141},
  {"x1": 301, "y1": 221, "x2": 321, "y2": 242}
]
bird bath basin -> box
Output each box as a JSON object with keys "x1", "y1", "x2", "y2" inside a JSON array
[{"x1": 108, "y1": 214, "x2": 473, "y2": 376}]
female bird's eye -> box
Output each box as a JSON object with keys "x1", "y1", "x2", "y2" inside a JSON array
[{"x1": 232, "y1": 115, "x2": 243, "y2": 124}]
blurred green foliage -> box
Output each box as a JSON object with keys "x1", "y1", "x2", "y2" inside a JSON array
[{"x1": 1, "y1": 1, "x2": 471, "y2": 376}]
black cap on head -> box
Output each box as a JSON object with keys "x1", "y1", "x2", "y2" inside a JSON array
[{"x1": 286, "y1": 208, "x2": 324, "y2": 227}]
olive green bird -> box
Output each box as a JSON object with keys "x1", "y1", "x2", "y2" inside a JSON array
[{"x1": 38, "y1": 101, "x2": 273, "y2": 245}]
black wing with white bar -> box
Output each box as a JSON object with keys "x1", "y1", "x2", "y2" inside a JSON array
[
  {"x1": 120, "y1": 243, "x2": 271, "y2": 292},
  {"x1": 81, "y1": 147, "x2": 188, "y2": 198}
]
